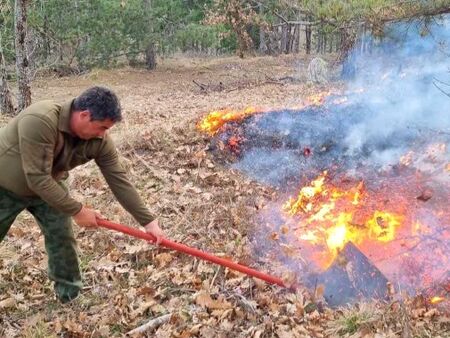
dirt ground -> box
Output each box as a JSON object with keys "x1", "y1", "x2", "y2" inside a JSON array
[{"x1": 0, "y1": 54, "x2": 448, "y2": 337}]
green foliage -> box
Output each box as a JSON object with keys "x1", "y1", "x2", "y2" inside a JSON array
[
  {"x1": 1, "y1": 0, "x2": 448, "y2": 69},
  {"x1": 0, "y1": 0, "x2": 15, "y2": 62},
  {"x1": 4, "y1": 0, "x2": 225, "y2": 69},
  {"x1": 175, "y1": 23, "x2": 226, "y2": 53}
]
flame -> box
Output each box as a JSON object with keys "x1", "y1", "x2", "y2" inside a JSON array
[
  {"x1": 446, "y1": 163, "x2": 450, "y2": 172},
  {"x1": 283, "y1": 172, "x2": 403, "y2": 268},
  {"x1": 227, "y1": 135, "x2": 243, "y2": 154},
  {"x1": 307, "y1": 92, "x2": 330, "y2": 106},
  {"x1": 197, "y1": 107, "x2": 260, "y2": 135},
  {"x1": 430, "y1": 296, "x2": 445, "y2": 304},
  {"x1": 283, "y1": 171, "x2": 327, "y2": 215},
  {"x1": 400, "y1": 151, "x2": 414, "y2": 166},
  {"x1": 412, "y1": 221, "x2": 422, "y2": 235},
  {"x1": 198, "y1": 91, "x2": 349, "y2": 136},
  {"x1": 305, "y1": 90, "x2": 338, "y2": 106},
  {"x1": 367, "y1": 211, "x2": 402, "y2": 242}
]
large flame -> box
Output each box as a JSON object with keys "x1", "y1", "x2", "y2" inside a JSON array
[
  {"x1": 197, "y1": 107, "x2": 260, "y2": 135},
  {"x1": 197, "y1": 91, "x2": 350, "y2": 135},
  {"x1": 283, "y1": 172, "x2": 403, "y2": 268},
  {"x1": 430, "y1": 296, "x2": 445, "y2": 304}
]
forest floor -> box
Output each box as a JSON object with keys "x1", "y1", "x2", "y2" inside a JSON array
[{"x1": 0, "y1": 54, "x2": 448, "y2": 337}]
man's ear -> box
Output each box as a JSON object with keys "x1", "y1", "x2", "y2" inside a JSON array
[{"x1": 79, "y1": 110, "x2": 91, "y2": 120}]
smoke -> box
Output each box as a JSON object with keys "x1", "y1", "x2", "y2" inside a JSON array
[
  {"x1": 343, "y1": 16, "x2": 450, "y2": 167},
  {"x1": 227, "y1": 15, "x2": 450, "y2": 185},
  {"x1": 211, "y1": 15, "x2": 450, "y2": 305}
]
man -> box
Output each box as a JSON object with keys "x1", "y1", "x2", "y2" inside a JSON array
[{"x1": 0, "y1": 86, "x2": 165, "y2": 303}]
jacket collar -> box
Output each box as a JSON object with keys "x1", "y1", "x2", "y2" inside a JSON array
[{"x1": 58, "y1": 99, "x2": 75, "y2": 134}]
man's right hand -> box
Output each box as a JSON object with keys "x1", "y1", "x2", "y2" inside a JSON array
[{"x1": 72, "y1": 206, "x2": 103, "y2": 227}]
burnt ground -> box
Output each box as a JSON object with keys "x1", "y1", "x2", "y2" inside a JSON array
[{"x1": 0, "y1": 54, "x2": 448, "y2": 337}]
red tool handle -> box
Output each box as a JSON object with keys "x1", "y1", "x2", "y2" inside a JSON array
[{"x1": 97, "y1": 219, "x2": 286, "y2": 288}]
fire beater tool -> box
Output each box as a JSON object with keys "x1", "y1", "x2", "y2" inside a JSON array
[
  {"x1": 97, "y1": 219, "x2": 287, "y2": 288},
  {"x1": 97, "y1": 219, "x2": 391, "y2": 305}
]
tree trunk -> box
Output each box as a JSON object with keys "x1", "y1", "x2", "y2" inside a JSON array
[
  {"x1": 328, "y1": 34, "x2": 333, "y2": 53},
  {"x1": 259, "y1": 28, "x2": 267, "y2": 54},
  {"x1": 258, "y1": 3, "x2": 267, "y2": 54},
  {"x1": 0, "y1": 35, "x2": 15, "y2": 115},
  {"x1": 288, "y1": 25, "x2": 296, "y2": 53},
  {"x1": 316, "y1": 31, "x2": 321, "y2": 53},
  {"x1": 43, "y1": 13, "x2": 50, "y2": 61},
  {"x1": 145, "y1": 43, "x2": 157, "y2": 70},
  {"x1": 15, "y1": 0, "x2": 31, "y2": 111},
  {"x1": 294, "y1": 25, "x2": 301, "y2": 53},
  {"x1": 281, "y1": 24, "x2": 288, "y2": 54},
  {"x1": 305, "y1": 23, "x2": 311, "y2": 54}
]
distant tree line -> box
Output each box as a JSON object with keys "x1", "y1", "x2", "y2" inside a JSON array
[{"x1": 1, "y1": 0, "x2": 449, "y2": 114}]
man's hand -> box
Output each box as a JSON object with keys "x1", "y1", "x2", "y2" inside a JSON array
[
  {"x1": 73, "y1": 206, "x2": 103, "y2": 228},
  {"x1": 144, "y1": 219, "x2": 165, "y2": 245}
]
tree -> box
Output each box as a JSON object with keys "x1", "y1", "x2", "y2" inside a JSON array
[
  {"x1": 0, "y1": 0, "x2": 15, "y2": 115},
  {"x1": 206, "y1": 0, "x2": 259, "y2": 58},
  {"x1": 0, "y1": 33, "x2": 15, "y2": 115},
  {"x1": 15, "y1": 0, "x2": 31, "y2": 111}
]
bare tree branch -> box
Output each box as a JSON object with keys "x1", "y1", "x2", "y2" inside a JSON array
[{"x1": 126, "y1": 313, "x2": 172, "y2": 336}]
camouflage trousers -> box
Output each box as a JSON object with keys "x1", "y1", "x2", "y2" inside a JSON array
[{"x1": 0, "y1": 186, "x2": 82, "y2": 303}]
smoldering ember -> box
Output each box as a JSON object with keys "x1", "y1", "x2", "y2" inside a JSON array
[{"x1": 199, "y1": 18, "x2": 449, "y2": 308}]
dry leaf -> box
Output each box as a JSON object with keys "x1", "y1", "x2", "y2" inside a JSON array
[
  {"x1": 269, "y1": 232, "x2": 279, "y2": 241},
  {"x1": 189, "y1": 324, "x2": 202, "y2": 334},
  {"x1": 195, "y1": 291, "x2": 232, "y2": 310},
  {"x1": 281, "y1": 271, "x2": 297, "y2": 288},
  {"x1": 130, "y1": 300, "x2": 157, "y2": 320},
  {"x1": 155, "y1": 253, "x2": 174, "y2": 267},
  {"x1": 276, "y1": 325, "x2": 292, "y2": 338},
  {"x1": 315, "y1": 284, "x2": 325, "y2": 299},
  {"x1": 253, "y1": 330, "x2": 264, "y2": 338},
  {"x1": 424, "y1": 308, "x2": 439, "y2": 317},
  {"x1": 0, "y1": 297, "x2": 16, "y2": 309},
  {"x1": 219, "y1": 319, "x2": 234, "y2": 331}
]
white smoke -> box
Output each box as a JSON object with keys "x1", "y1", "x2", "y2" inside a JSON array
[{"x1": 343, "y1": 16, "x2": 450, "y2": 168}]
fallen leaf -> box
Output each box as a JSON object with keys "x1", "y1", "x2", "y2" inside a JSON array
[
  {"x1": 276, "y1": 325, "x2": 292, "y2": 338},
  {"x1": 0, "y1": 297, "x2": 16, "y2": 309},
  {"x1": 269, "y1": 232, "x2": 279, "y2": 241},
  {"x1": 195, "y1": 291, "x2": 232, "y2": 310},
  {"x1": 155, "y1": 253, "x2": 174, "y2": 268},
  {"x1": 315, "y1": 284, "x2": 325, "y2": 299},
  {"x1": 424, "y1": 308, "x2": 439, "y2": 317},
  {"x1": 281, "y1": 271, "x2": 296, "y2": 288}
]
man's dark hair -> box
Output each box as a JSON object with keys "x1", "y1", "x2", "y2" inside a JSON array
[{"x1": 73, "y1": 86, "x2": 122, "y2": 122}]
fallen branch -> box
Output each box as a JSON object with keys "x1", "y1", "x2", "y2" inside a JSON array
[
  {"x1": 126, "y1": 313, "x2": 172, "y2": 336},
  {"x1": 193, "y1": 79, "x2": 225, "y2": 93},
  {"x1": 224, "y1": 79, "x2": 285, "y2": 93},
  {"x1": 193, "y1": 79, "x2": 207, "y2": 91}
]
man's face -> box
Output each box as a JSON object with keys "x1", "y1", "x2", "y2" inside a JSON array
[{"x1": 73, "y1": 111, "x2": 115, "y2": 140}]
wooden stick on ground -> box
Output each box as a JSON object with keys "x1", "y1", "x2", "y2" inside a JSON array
[{"x1": 126, "y1": 313, "x2": 172, "y2": 336}]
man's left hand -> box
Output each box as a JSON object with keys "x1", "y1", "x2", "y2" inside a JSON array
[{"x1": 144, "y1": 219, "x2": 165, "y2": 245}]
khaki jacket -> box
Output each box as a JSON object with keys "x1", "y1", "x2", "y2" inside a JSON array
[{"x1": 0, "y1": 99, "x2": 154, "y2": 225}]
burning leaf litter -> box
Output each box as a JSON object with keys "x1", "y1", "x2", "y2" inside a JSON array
[{"x1": 198, "y1": 17, "x2": 450, "y2": 311}]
